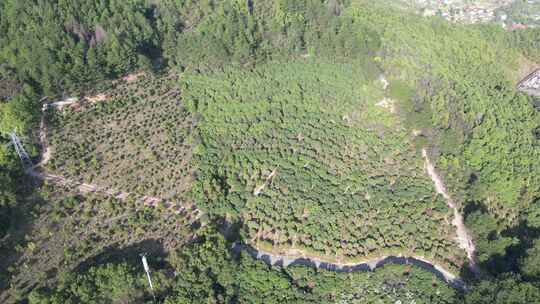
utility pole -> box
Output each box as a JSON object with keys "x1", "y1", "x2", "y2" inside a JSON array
[{"x1": 141, "y1": 254, "x2": 156, "y2": 300}]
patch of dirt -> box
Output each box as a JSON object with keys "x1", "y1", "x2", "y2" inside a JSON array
[
  {"x1": 122, "y1": 72, "x2": 145, "y2": 83},
  {"x1": 253, "y1": 168, "x2": 278, "y2": 196},
  {"x1": 37, "y1": 117, "x2": 52, "y2": 166},
  {"x1": 86, "y1": 93, "x2": 108, "y2": 103},
  {"x1": 379, "y1": 74, "x2": 389, "y2": 90},
  {"x1": 412, "y1": 129, "x2": 423, "y2": 137},
  {"x1": 30, "y1": 167, "x2": 200, "y2": 218},
  {"x1": 375, "y1": 98, "x2": 397, "y2": 113},
  {"x1": 517, "y1": 56, "x2": 540, "y2": 83}
]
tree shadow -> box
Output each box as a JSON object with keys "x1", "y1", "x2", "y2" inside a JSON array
[
  {"x1": 462, "y1": 200, "x2": 488, "y2": 218},
  {"x1": 72, "y1": 239, "x2": 173, "y2": 275},
  {"x1": 459, "y1": 217, "x2": 540, "y2": 285},
  {"x1": 487, "y1": 221, "x2": 540, "y2": 276},
  {"x1": 0, "y1": 174, "x2": 47, "y2": 294}
]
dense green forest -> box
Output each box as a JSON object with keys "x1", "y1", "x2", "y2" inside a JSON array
[
  {"x1": 2, "y1": 0, "x2": 540, "y2": 303},
  {"x1": 183, "y1": 60, "x2": 465, "y2": 271}
]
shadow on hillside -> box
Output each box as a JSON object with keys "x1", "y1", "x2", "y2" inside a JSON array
[
  {"x1": 482, "y1": 221, "x2": 540, "y2": 277},
  {"x1": 459, "y1": 199, "x2": 540, "y2": 283},
  {"x1": 0, "y1": 174, "x2": 46, "y2": 294},
  {"x1": 72, "y1": 239, "x2": 174, "y2": 275}
]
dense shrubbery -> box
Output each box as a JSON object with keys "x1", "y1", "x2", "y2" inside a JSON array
[
  {"x1": 155, "y1": 0, "x2": 379, "y2": 69},
  {"x1": 0, "y1": 0, "x2": 158, "y2": 96},
  {"x1": 3, "y1": 185, "x2": 196, "y2": 301},
  {"x1": 183, "y1": 60, "x2": 466, "y2": 270},
  {"x1": 0, "y1": 144, "x2": 20, "y2": 239},
  {"x1": 347, "y1": 4, "x2": 540, "y2": 228},
  {"x1": 509, "y1": 28, "x2": 540, "y2": 63}
]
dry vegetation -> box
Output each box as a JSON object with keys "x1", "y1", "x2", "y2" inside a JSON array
[
  {"x1": 46, "y1": 73, "x2": 195, "y2": 202},
  {"x1": 2, "y1": 183, "x2": 198, "y2": 301}
]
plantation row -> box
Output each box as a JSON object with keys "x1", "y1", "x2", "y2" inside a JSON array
[
  {"x1": 4, "y1": 184, "x2": 197, "y2": 299},
  {"x1": 46, "y1": 73, "x2": 195, "y2": 201},
  {"x1": 184, "y1": 60, "x2": 467, "y2": 271}
]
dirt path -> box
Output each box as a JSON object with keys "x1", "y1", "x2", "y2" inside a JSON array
[
  {"x1": 35, "y1": 93, "x2": 202, "y2": 217},
  {"x1": 29, "y1": 169, "x2": 200, "y2": 219},
  {"x1": 422, "y1": 148, "x2": 478, "y2": 272},
  {"x1": 36, "y1": 116, "x2": 52, "y2": 166},
  {"x1": 37, "y1": 97, "x2": 80, "y2": 166},
  {"x1": 42, "y1": 97, "x2": 79, "y2": 111}
]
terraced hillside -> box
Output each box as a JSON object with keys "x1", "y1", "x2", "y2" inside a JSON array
[
  {"x1": 45, "y1": 74, "x2": 195, "y2": 201},
  {"x1": 184, "y1": 60, "x2": 467, "y2": 271}
]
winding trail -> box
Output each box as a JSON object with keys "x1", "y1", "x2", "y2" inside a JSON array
[
  {"x1": 29, "y1": 168, "x2": 201, "y2": 220},
  {"x1": 234, "y1": 243, "x2": 464, "y2": 288}
]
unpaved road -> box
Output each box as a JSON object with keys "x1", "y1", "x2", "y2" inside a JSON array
[
  {"x1": 29, "y1": 169, "x2": 200, "y2": 219},
  {"x1": 422, "y1": 148, "x2": 477, "y2": 272},
  {"x1": 235, "y1": 244, "x2": 464, "y2": 288}
]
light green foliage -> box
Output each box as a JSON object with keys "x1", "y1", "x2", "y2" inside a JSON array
[
  {"x1": 0, "y1": 85, "x2": 39, "y2": 135},
  {"x1": 503, "y1": 0, "x2": 540, "y2": 27},
  {"x1": 3, "y1": 0, "x2": 540, "y2": 302},
  {"x1": 184, "y1": 60, "x2": 465, "y2": 270},
  {"x1": 509, "y1": 28, "x2": 540, "y2": 63},
  {"x1": 349, "y1": 2, "x2": 540, "y2": 227}
]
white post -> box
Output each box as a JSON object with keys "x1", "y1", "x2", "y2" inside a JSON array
[{"x1": 141, "y1": 254, "x2": 155, "y2": 298}]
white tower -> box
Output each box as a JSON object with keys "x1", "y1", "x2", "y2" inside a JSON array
[{"x1": 141, "y1": 254, "x2": 155, "y2": 299}]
